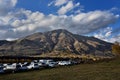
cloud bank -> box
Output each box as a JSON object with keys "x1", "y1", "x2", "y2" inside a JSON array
[
  {"x1": 0, "y1": 0, "x2": 17, "y2": 16},
  {"x1": 0, "y1": 0, "x2": 119, "y2": 43}
]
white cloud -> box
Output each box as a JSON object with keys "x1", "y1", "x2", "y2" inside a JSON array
[
  {"x1": 48, "y1": 1, "x2": 54, "y2": 6},
  {"x1": 0, "y1": 0, "x2": 17, "y2": 16},
  {"x1": 55, "y1": 0, "x2": 68, "y2": 6},
  {"x1": 6, "y1": 38, "x2": 18, "y2": 41},
  {"x1": 109, "y1": 35, "x2": 120, "y2": 43},
  {"x1": 93, "y1": 27, "x2": 120, "y2": 43},
  {"x1": 71, "y1": 11, "x2": 119, "y2": 34},
  {"x1": 48, "y1": 0, "x2": 68, "y2": 6},
  {"x1": 105, "y1": 27, "x2": 112, "y2": 37},
  {"x1": 57, "y1": 1, "x2": 74, "y2": 15},
  {"x1": 0, "y1": 9, "x2": 119, "y2": 40},
  {"x1": 74, "y1": 10, "x2": 81, "y2": 14},
  {"x1": 75, "y1": 2, "x2": 80, "y2": 7},
  {"x1": 0, "y1": 0, "x2": 119, "y2": 42},
  {"x1": 48, "y1": 0, "x2": 81, "y2": 15},
  {"x1": 94, "y1": 27, "x2": 112, "y2": 40}
]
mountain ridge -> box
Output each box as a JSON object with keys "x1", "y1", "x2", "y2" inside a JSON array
[{"x1": 0, "y1": 29, "x2": 113, "y2": 57}]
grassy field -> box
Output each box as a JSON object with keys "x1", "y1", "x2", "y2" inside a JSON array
[{"x1": 0, "y1": 58, "x2": 120, "y2": 80}]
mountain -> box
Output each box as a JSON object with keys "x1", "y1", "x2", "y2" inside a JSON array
[{"x1": 0, "y1": 29, "x2": 113, "y2": 57}]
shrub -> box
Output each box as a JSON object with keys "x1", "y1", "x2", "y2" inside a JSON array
[{"x1": 112, "y1": 42, "x2": 120, "y2": 57}]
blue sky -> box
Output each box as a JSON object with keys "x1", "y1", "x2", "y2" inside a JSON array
[
  {"x1": 0, "y1": 0, "x2": 120, "y2": 42},
  {"x1": 16, "y1": 0, "x2": 120, "y2": 14}
]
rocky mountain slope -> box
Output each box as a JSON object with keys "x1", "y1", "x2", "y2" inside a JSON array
[{"x1": 0, "y1": 29, "x2": 113, "y2": 57}]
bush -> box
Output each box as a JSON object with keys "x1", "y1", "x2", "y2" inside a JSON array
[{"x1": 112, "y1": 42, "x2": 120, "y2": 57}]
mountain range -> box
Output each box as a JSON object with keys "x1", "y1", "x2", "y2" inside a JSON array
[{"x1": 0, "y1": 29, "x2": 113, "y2": 57}]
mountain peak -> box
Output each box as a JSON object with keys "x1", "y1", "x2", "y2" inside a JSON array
[
  {"x1": 44, "y1": 29, "x2": 72, "y2": 35},
  {"x1": 0, "y1": 29, "x2": 113, "y2": 57}
]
